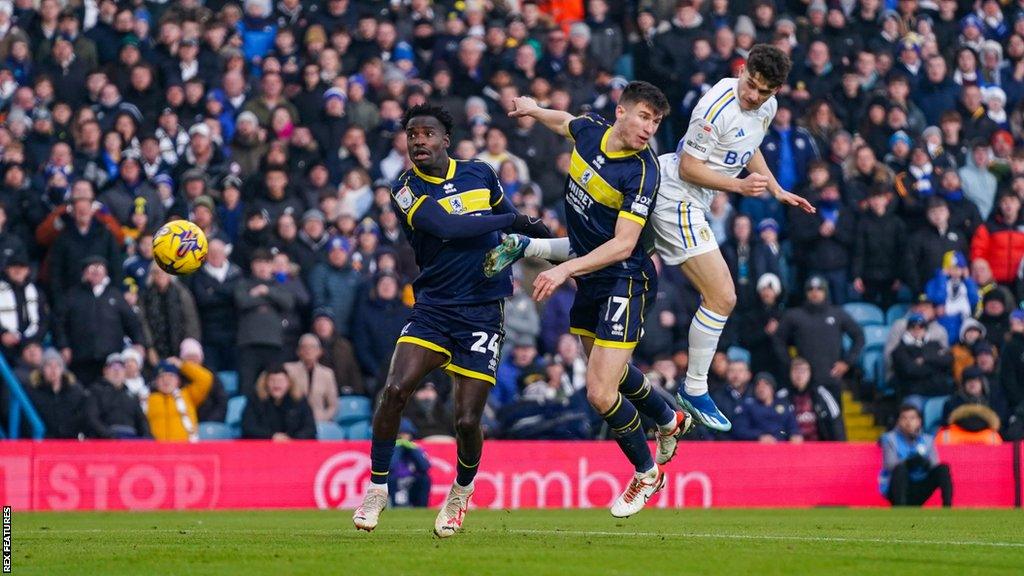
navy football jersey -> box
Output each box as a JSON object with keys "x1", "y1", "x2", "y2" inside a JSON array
[
  {"x1": 390, "y1": 158, "x2": 512, "y2": 305},
  {"x1": 563, "y1": 113, "x2": 660, "y2": 281}
]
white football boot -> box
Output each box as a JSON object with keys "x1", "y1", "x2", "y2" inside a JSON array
[
  {"x1": 434, "y1": 482, "x2": 474, "y2": 538},
  {"x1": 353, "y1": 485, "x2": 388, "y2": 531},
  {"x1": 656, "y1": 410, "x2": 693, "y2": 465},
  {"x1": 610, "y1": 466, "x2": 665, "y2": 518}
]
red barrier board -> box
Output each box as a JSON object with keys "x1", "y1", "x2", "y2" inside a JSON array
[{"x1": 0, "y1": 441, "x2": 1015, "y2": 511}]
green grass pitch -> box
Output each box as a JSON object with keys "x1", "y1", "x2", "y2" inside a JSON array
[{"x1": 14, "y1": 508, "x2": 1024, "y2": 575}]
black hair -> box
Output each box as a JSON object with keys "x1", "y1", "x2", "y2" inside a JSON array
[
  {"x1": 619, "y1": 81, "x2": 670, "y2": 116},
  {"x1": 402, "y1": 103, "x2": 454, "y2": 136},
  {"x1": 745, "y1": 44, "x2": 792, "y2": 88}
]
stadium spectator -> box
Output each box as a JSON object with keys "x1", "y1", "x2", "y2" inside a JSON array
[
  {"x1": 120, "y1": 348, "x2": 148, "y2": 402},
  {"x1": 270, "y1": 250, "x2": 310, "y2": 353},
  {"x1": 0, "y1": 253, "x2": 47, "y2": 361},
  {"x1": 925, "y1": 251, "x2": 979, "y2": 343},
  {"x1": 907, "y1": 197, "x2": 971, "y2": 295},
  {"x1": 235, "y1": 248, "x2": 296, "y2": 398},
  {"x1": 711, "y1": 359, "x2": 753, "y2": 433},
  {"x1": 880, "y1": 404, "x2": 953, "y2": 507},
  {"x1": 851, "y1": 186, "x2": 907, "y2": 310},
  {"x1": 388, "y1": 419, "x2": 432, "y2": 508},
  {"x1": 308, "y1": 236, "x2": 359, "y2": 337},
  {"x1": 773, "y1": 276, "x2": 863, "y2": 394},
  {"x1": 971, "y1": 191, "x2": 1024, "y2": 286},
  {"x1": 180, "y1": 338, "x2": 227, "y2": 424},
  {"x1": 139, "y1": 264, "x2": 201, "y2": 365},
  {"x1": 777, "y1": 357, "x2": 845, "y2": 441},
  {"x1": 402, "y1": 381, "x2": 454, "y2": 439},
  {"x1": 87, "y1": 352, "x2": 151, "y2": 439},
  {"x1": 147, "y1": 358, "x2": 213, "y2": 442},
  {"x1": 892, "y1": 313, "x2": 955, "y2": 404},
  {"x1": 951, "y1": 319, "x2": 987, "y2": 385},
  {"x1": 54, "y1": 256, "x2": 145, "y2": 386},
  {"x1": 241, "y1": 365, "x2": 317, "y2": 441},
  {"x1": 26, "y1": 348, "x2": 98, "y2": 439},
  {"x1": 187, "y1": 238, "x2": 242, "y2": 372},
  {"x1": 730, "y1": 372, "x2": 802, "y2": 443},
  {"x1": 999, "y1": 310, "x2": 1024, "y2": 412},
  {"x1": 311, "y1": 307, "x2": 365, "y2": 395},
  {"x1": 492, "y1": 337, "x2": 544, "y2": 411},
  {"x1": 789, "y1": 181, "x2": 855, "y2": 304},
  {"x1": 736, "y1": 273, "x2": 785, "y2": 379},
  {"x1": 941, "y1": 365, "x2": 1009, "y2": 430},
  {"x1": 284, "y1": 334, "x2": 339, "y2": 423},
  {"x1": 352, "y1": 272, "x2": 411, "y2": 383}
]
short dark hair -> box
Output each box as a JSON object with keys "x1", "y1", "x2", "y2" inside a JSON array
[
  {"x1": 619, "y1": 81, "x2": 670, "y2": 116},
  {"x1": 402, "y1": 103, "x2": 454, "y2": 136},
  {"x1": 745, "y1": 44, "x2": 792, "y2": 88}
]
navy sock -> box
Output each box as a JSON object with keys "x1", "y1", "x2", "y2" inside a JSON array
[
  {"x1": 369, "y1": 438, "x2": 396, "y2": 485},
  {"x1": 456, "y1": 452, "x2": 480, "y2": 487},
  {"x1": 602, "y1": 393, "x2": 655, "y2": 473},
  {"x1": 619, "y1": 365, "x2": 675, "y2": 429}
]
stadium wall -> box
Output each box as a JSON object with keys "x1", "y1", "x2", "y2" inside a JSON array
[{"x1": 0, "y1": 441, "x2": 1019, "y2": 511}]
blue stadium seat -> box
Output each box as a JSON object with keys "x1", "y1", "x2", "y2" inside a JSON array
[
  {"x1": 886, "y1": 304, "x2": 911, "y2": 326},
  {"x1": 336, "y1": 395, "x2": 373, "y2": 426},
  {"x1": 842, "y1": 302, "x2": 885, "y2": 326},
  {"x1": 346, "y1": 420, "x2": 372, "y2": 440},
  {"x1": 726, "y1": 346, "x2": 751, "y2": 365},
  {"x1": 860, "y1": 346, "x2": 884, "y2": 386},
  {"x1": 226, "y1": 396, "x2": 247, "y2": 429},
  {"x1": 317, "y1": 421, "x2": 347, "y2": 441},
  {"x1": 217, "y1": 371, "x2": 239, "y2": 396},
  {"x1": 863, "y1": 325, "x2": 890, "y2": 350},
  {"x1": 923, "y1": 396, "x2": 950, "y2": 434},
  {"x1": 198, "y1": 421, "x2": 237, "y2": 440}
]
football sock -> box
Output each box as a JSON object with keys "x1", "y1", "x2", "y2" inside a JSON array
[
  {"x1": 523, "y1": 237, "x2": 574, "y2": 261},
  {"x1": 684, "y1": 304, "x2": 729, "y2": 396},
  {"x1": 455, "y1": 451, "x2": 480, "y2": 487},
  {"x1": 369, "y1": 438, "x2": 396, "y2": 485},
  {"x1": 619, "y1": 364, "x2": 675, "y2": 429},
  {"x1": 601, "y1": 393, "x2": 655, "y2": 473}
]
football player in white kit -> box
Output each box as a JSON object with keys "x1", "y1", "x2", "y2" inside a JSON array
[{"x1": 484, "y1": 45, "x2": 814, "y2": 431}]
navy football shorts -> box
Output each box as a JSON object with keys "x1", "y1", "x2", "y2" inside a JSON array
[
  {"x1": 396, "y1": 300, "x2": 505, "y2": 384},
  {"x1": 570, "y1": 272, "x2": 657, "y2": 349}
]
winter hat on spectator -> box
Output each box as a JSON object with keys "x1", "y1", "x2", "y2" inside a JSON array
[
  {"x1": 251, "y1": 248, "x2": 274, "y2": 263},
  {"x1": 5, "y1": 252, "x2": 29, "y2": 268},
  {"x1": 1011, "y1": 309, "x2": 1024, "y2": 323},
  {"x1": 182, "y1": 168, "x2": 206, "y2": 184},
  {"x1": 121, "y1": 348, "x2": 143, "y2": 367},
  {"x1": 221, "y1": 174, "x2": 243, "y2": 191},
  {"x1": 753, "y1": 372, "x2": 777, "y2": 389},
  {"x1": 105, "y1": 352, "x2": 125, "y2": 367},
  {"x1": 42, "y1": 348, "x2": 64, "y2": 371},
  {"x1": 323, "y1": 87, "x2": 346, "y2": 104},
  {"x1": 756, "y1": 273, "x2": 782, "y2": 295},
  {"x1": 356, "y1": 217, "x2": 380, "y2": 237},
  {"x1": 153, "y1": 173, "x2": 174, "y2": 190},
  {"x1": 804, "y1": 275, "x2": 828, "y2": 293},
  {"x1": 808, "y1": 1, "x2": 827, "y2": 14},
  {"x1": 889, "y1": 131, "x2": 913, "y2": 149},
  {"x1": 156, "y1": 360, "x2": 180, "y2": 377},
  {"x1": 959, "y1": 318, "x2": 986, "y2": 341},
  {"x1": 302, "y1": 209, "x2": 325, "y2": 224},
  {"x1": 31, "y1": 107, "x2": 51, "y2": 122},
  {"x1": 393, "y1": 43, "x2": 415, "y2": 63},
  {"x1": 188, "y1": 123, "x2": 211, "y2": 139},
  {"x1": 81, "y1": 255, "x2": 108, "y2": 270},
  {"x1": 312, "y1": 307, "x2": 335, "y2": 321},
  {"x1": 236, "y1": 111, "x2": 259, "y2": 127},
  {"x1": 328, "y1": 235, "x2": 352, "y2": 253},
  {"x1": 962, "y1": 365, "x2": 985, "y2": 384},
  {"x1": 942, "y1": 250, "x2": 968, "y2": 270},
  {"x1": 734, "y1": 16, "x2": 756, "y2": 38},
  {"x1": 193, "y1": 195, "x2": 215, "y2": 213},
  {"x1": 756, "y1": 218, "x2": 780, "y2": 235},
  {"x1": 569, "y1": 22, "x2": 591, "y2": 43},
  {"x1": 179, "y1": 338, "x2": 203, "y2": 362}
]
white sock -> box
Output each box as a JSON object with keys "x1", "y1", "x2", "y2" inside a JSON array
[
  {"x1": 638, "y1": 464, "x2": 658, "y2": 478},
  {"x1": 454, "y1": 480, "x2": 474, "y2": 491},
  {"x1": 684, "y1": 305, "x2": 729, "y2": 396},
  {"x1": 524, "y1": 237, "x2": 573, "y2": 261}
]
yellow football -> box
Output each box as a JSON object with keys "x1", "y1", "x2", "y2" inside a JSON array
[{"x1": 152, "y1": 220, "x2": 208, "y2": 276}]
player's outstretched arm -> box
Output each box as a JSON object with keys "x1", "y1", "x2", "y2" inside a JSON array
[
  {"x1": 532, "y1": 217, "x2": 641, "y2": 300},
  {"x1": 405, "y1": 195, "x2": 549, "y2": 239},
  {"x1": 745, "y1": 149, "x2": 816, "y2": 214},
  {"x1": 508, "y1": 96, "x2": 575, "y2": 139},
  {"x1": 678, "y1": 151, "x2": 768, "y2": 196}
]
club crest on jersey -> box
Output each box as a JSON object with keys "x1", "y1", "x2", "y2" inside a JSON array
[
  {"x1": 395, "y1": 186, "x2": 415, "y2": 210},
  {"x1": 699, "y1": 227, "x2": 712, "y2": 242},
  {"x1": 443, "y1": 182, "x2": 457, "y2": 194},
  {"x1": 581, "y1": 169, "x2": 594, "y2": 185},
  {"x1": 450, "y1": 196, "x2": 465, "y2": 213},
  {"x1": 593, "y1": 155, "x2": 606, "y2": 169}
]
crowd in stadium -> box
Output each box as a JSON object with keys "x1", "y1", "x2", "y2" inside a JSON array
[{"x1": 0, "y1": 0, "x2": 1022, "y2": 445}]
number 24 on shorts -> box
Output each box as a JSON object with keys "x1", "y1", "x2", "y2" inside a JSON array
[{"x1": 470, "y1": 332, "x2": 500, "y2": 358}]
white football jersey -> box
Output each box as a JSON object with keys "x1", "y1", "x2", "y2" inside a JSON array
[{"x1": 660, "y1": 77, "x2": 777, "y2": 213}]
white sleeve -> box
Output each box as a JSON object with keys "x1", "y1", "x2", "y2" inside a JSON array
[{"x1": 679, "y1": 99, "x2": 722, "y2": 161}]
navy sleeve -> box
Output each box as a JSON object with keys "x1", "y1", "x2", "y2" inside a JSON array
[
  {"x1": 567, "y1": 112, "x2": 609, "y2": 141},
  {"x1": 409, "y1": 196, "x2": 516, "y2": 239}
]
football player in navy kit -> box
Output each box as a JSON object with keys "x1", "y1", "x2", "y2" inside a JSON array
[{"x1": 353, "y1": 105, "x2": 549, "y2": 537}]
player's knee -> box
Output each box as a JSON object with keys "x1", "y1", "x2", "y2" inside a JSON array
[
  {"x1": 586, "y1": 387, "x2": 618, "y2": 413},
  {"x1": 705, "y1": 287, "x2": 736, "y2": 316},
  {"x1": 380, "y1": 375, "x2": 417, "y2": 407},
  {"x1": 454, "y1": 413, "x2": 481, "y2": 438}
]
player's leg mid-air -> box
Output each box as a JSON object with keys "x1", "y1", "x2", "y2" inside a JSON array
[
  {"x1": 503, "y1": 81, "x2": 691, "y2": 518},
  {"x1": 353, "y1": 104, "x2": 550, "y2": 536},
  {"x1": 486, "y1": 44, "x2": 814, "y2": 433}
]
